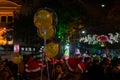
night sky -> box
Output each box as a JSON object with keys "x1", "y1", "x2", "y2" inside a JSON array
[
  {"x1": 39, "y1": 0, "x2": 120, "y2": 34},
  {"x1": 14, "y1": 0, "x2": 120, "y2": 48}
]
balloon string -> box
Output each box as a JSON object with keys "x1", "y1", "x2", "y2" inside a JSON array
[
  {"x1": 46, "y1": 60, "x2": 50, "y2": 80},
  {"x1": 43, "y1": 30, "x2": 50, "y2": 80},
  {"x1": 41, "y1": 30, "x2": 47, "y2": 80}
]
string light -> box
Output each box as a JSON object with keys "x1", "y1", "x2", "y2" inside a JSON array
[{"x1": 79, "y1": 32, "x2": 120, "y2": 44}]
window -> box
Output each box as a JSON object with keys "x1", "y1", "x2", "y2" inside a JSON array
[
  {"x1": 8, "y1": 16, "x2": 13, "y2": 23},
  {"x1": 1, "y1": 16, "x2": 6, "y2": 23}
]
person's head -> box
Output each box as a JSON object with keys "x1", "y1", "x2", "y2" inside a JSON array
[
  {"x1": 55, "y1": 62, "x2": 63, "y2": 73},
  {"x1": 102, "y1": 57, "x2": 111, "y2": 65},
  {"x1": 84, "y1": 57, "x2": 91, "y2": 64},
  {"x1": 93, "y1": 56, "x2": 100, "y2": 64},
  {"x1": 0, "y1": 61, "x2": 6, "y2": 71}
]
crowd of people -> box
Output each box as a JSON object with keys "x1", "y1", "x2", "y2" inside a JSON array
[
  {"x1": 48, "y1": 56, "x2": 120, "y2": 80},
  {"x1": 0, "y1": 55, "x2": 120, "y2": 80},
  {"x1": 0, "y1": 59, "x2": 17, "y2": 80}
]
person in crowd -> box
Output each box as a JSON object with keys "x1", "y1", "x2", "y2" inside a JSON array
[
  {"x1": 25, "y1": 57, "x2": 47, "y2": 80},
  {"x1": 87, "y1": 56, "x2": 105, "y2": 80},
  {"x1": 109, "y1": 57, "x2": 120, "y2": 80},
  {"x1": 51, "y1": 61, "x2": 74, "y2": 80},
  {"x1": 81, "y1": 57, "x2": 92, "y2": 80},
  {"x1": 0, "y1": 60, "x2": 15, "y2": 80},
  {"x1": 100, "y1": 57, "x2": 112, "y2": 80},
  {"x1": 65, "y1": 57, "x2": 86, "y2": 80}
]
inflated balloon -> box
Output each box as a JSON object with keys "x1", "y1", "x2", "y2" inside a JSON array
[
  {"x1": 33, "y1": 8, "x2": 57, "y2": 40},
  {"x1": 34, "y1": 9, "x2": 53, "y2": 28},
  {"x1": 45, "y1": 42, "x2": 59, "y2": 58},
  {"x1": 12, "y1": 54, "x2": 23, "y2": 64},
  {"x1": 37, "y1": 26, "x2": 55, "y2": 40}
]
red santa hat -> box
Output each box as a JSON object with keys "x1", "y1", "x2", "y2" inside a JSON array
[
  {"x1": 25, "y1": 57, "x2": 42, "y2": 72},
  {"x1": 65, "y1": 57, "x2": 84, "y2": 72}
]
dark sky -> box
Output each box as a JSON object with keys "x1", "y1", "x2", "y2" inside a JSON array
[
  {"x1": 39, "y1": 0, "x2": 120, "y2": 34},
  {"x1": 16, "y1": 0, "x2": 120, "y2": 36}
]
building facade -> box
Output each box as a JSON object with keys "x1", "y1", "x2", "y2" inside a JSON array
[{"x1": 0, "y1": 0, "x2": 21, "y2": 60}]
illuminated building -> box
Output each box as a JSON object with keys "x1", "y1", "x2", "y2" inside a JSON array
[
  {"x1": 0, "y1": 0, "x2": 21, "y2": 45},
  {"x1": 0, "y1": 0, "x2": 21, "y2": 60}
]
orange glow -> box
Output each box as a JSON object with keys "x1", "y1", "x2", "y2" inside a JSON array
[
  {"x1": 0, "y1": 12, "x2": 13, "y2": 15},
  {"x1": 0, "y1": 28, "x2": 7, "y2": 45}
]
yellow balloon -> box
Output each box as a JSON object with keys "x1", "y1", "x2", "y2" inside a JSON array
[
  {"x1": 34, "y1": 9, "x2": 53, "y2": 28},
  {"x1": 38, "y1": 25, "x2": 55, "y2": 40},
  {"x1": 34, "y1": 9, "x2": 56, "y2": 40},
  {"x1": 45, "y1": 42, "x2": 59, "y2": 58},
  {"x1": 12, "y1": 54, "x2": 23, "y2": 64}
]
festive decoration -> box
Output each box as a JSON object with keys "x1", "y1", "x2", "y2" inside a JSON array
[
  {"x1": 45, "y1": 42, "x2": 59, "y2": 58},
  {"x1": 33, "y1": 8, "x2": 57, "y2": 80},
  {"x1": 108, "y1": 33, "x2": 119, "y2": 44},
  {"x1": 0, "y1": 27, "x2": 8, "y2": 45},
  {"x1": 79, "y1": 32, "x2": 120, "y2": 44},
  {"x1": 14, "y1": 43, "x2": 20, "y2": 53},
  {"x1": 0, "y1": 25, "x2": 13, "y2": 45},
  {"x1": 79, "y1": 34, "x2": 98, "y2": 44},
  {"x1": 34, "y1": 8, "x2": 57, "y2": 40},
  {"x1": 96, "y1": 35, "x2": 109, "y2": 42},
  {"x1": 96, "y1": 35, "x2": 109, "y2": 47},
  {"x1": 64, "y1": 42, "x2": 70, "y2": 59},
  {"x1": 12, "y1": 54, "x2": 23, "y2": 64},
  {"x1": 34, "y1": 9, "x2": 53, "y2": 27}
]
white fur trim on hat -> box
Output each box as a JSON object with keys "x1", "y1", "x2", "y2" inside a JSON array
[
  {"x1": 25, "y1": 67, "x2": 41, "y2": 72},
  {"x1": 25, "y1": 64, "x2": 28, "y2": 67}
]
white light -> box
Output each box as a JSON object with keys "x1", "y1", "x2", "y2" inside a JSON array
[
  {"x1": 28, "y1": 48, "x2": 31, "y2": 51},
  {"x1": 25, "y1": 48, "x2": 28, "y2": 51},
  {"x1": 79, "y1": 33, "x2": 120, "y2": 44},
  {"x1": 82, "y1": 30, "x2": 85, "y2": 34},
  {"x1": 21, "y1": 47, "x2": 24, "y2": 51},
  {"x1": 101, "y1": 4, "x2": 105, "y2": 7},
  {"x1": 33, "y1": 48, "x2": 35, "y2": 51},
  {"x1": 65, "y1": 45, "x2": 69, "y2": 49},
  {"x1": 7, "y1": 39, "x2": 13, "y2": 45},
  {"x1": 3, "y1": 28, "x2": 6, "y2": 30},
  {"x1": 41, "y1": 46, "x2": 44, "y2": 48},
  {"x1": 39, "y1": 50, "x2": 42, "y2": 52}
]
